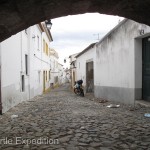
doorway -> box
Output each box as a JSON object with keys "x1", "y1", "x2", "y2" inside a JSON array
[
  {"x1": 142, "y1": 36, "x2": 150, "y2": 101},
  {"x1": 73, "y1": 71, "x2": 75, "y2": 87},
  {"x1": 86, "y1": 61, "x2": 94, "y2": 93}
]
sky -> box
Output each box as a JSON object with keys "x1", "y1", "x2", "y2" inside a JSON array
[{"x1": 50, "y1": 13, "x2": 124, "y2": 68}]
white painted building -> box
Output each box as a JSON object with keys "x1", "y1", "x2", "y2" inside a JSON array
[
  {"x1": 62, "y1": 68, "x2": 71, "y2": 83},
  {"x1": 69, "y1": 53, "x2": 79, "y2": 88},
  {"x1": 0, "y1": 21, "x2": 61, "y2": 114},
  {"x1": 58, "y1": 63, "x2": 64, "y2": 85},
  {"x1": 76, "y1": 19, "x2": 150, "y2": 105},
  {"x1": 76, "y1": 43, "x2": 96, "y2": 92},
  {"x1": 1, "y1": 31, "x2": 30, "y2": 113},
  {"x1": 49, "y1": 48, "x2": 59, "y2": 87}
]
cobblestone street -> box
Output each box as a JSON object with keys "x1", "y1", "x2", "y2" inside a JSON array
[{"x1": 0, "y1": 84, "x2": 150, "y2": 150}]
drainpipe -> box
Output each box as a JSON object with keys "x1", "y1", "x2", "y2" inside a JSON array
[
  {"x1": 21, "y1": 32, "x2": 23, "y2": 73},
  {"x1": 28, "y1": 29, "x2": 31, "y2": 100},
  {"x1": 0, "y1": 43, "x2": 2, "y2": 114}
]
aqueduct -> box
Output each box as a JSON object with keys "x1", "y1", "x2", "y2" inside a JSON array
[{"x1": 0, "y1": 0, "x2": 150, "y2": 42}]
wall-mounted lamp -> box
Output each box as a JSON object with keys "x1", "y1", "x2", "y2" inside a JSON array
[{"x1": 45, "y1": 19, "x2": 52, "y2": 30}]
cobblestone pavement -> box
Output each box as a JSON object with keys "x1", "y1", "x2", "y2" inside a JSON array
[{"x1": 0, "y1": 84, "x2": 150, "y2": 150}]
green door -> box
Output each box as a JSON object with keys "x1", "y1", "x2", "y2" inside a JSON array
[{"x1": 142, "y1": 37, "x2": 150, "y2": 101}]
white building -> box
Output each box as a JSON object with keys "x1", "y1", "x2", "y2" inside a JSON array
[
  {"x1": 76, "y1": 19, "x2": 150, "y2": 105},
  {"x1": 49, "y1": 48, "x2": 59, "y2": 87},
  {"x1": 29, "y1": 22, "x2": 53, "y2": 96},
  {"x1": 0, "y1": 21, "x2": 59, "y2": 114},
  {"x1": 0, "y1": 30, "x2": 30, "y2": 114},
  {"x1": 69, "y1": 53, "x2": 79, "y2": 88},
  {"x1": 58, "y1": 63, "x2": 64, "y2": 85},
  {"x1": 62, "y1": 68, "x2": 71, "y2": 83},
  {"x1": 76, "y1": 43, "x2": 96, "y2": 93}
]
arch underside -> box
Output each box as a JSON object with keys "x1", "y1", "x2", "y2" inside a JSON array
[{"x1": 0, "y1": 0, "x2": 150, "y2": 42}]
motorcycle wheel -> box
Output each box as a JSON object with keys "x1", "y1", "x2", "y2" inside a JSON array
[
  {"x1": 74, "y1": 88, "x2": 78, "y2": 94},
  {"x1": 80, "y1": 89, "x2": 84, "y2": 97}
]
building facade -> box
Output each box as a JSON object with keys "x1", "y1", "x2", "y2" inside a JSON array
[
  {"x1": 69, "y1": 53, "x2": 79, "y2": 88},
  {"x1": 58, "y1": 63, "x2": 64, "y2": 85},
  {"x1": 76, "y1": 19, "x2": 150, "y2": 105},
  {"x1": 49, "y1": 48, "x2": 59, "y2": 87},
  {"x1": 0, "y1": 21, "x2": 61, "y2": 114},
  {"x1": 76, "y1": 43, "x2": 96, "y2": 93}
]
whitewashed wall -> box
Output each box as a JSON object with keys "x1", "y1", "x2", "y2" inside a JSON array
[
  {"x1": 41, "y1": 32, "x2": 51, "y2": 91},
  {"x1": 58, "y1": 64, "x2": 63, "y2": 85},
  {"x1": 95, "y1": 19, "x2": 150, "y2": 104},
  {"x1": 50, "y1": 54, "x2": 59, "y2": 85},
  {"x1": 0, "y1": 24, "x2": 53, "y2": 113},
  {"x1": 75, "y1": 19, "x2": 150, "y2": 105},
  {"x1": 28, "y1": 25, "x2": 43, "y2": 98},
  {"x1": 1, "y1": 30, "x2": 30, "y2": 113},
  {"x1": 76, "y1": 46, "x2": 96, "y2": 88}
]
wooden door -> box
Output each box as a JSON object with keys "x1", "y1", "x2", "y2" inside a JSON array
[{"x1": 86, "y1": 61, "x2": 94, "y2": 93}]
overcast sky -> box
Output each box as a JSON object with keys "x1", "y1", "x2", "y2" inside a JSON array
[{"x1": 50, "y1": 13, "x2": 124, "y2": 68}]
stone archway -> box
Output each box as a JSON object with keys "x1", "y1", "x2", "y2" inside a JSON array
[{"x1": 0, "y1": 0, "x2": 150, "y2": 42}]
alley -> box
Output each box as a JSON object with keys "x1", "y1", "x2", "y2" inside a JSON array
[{"x1": 0, "y1": 84, "x2": 150, "y2": 150}]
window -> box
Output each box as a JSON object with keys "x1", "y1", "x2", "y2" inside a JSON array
[
  {"x1": 46, "y1": 43, "x2": 48, "y2": 55},
  {"x1": 25, "y1": 54, "x2": 28, "y2": 75},
  {"x1": 43, "y1": 40, "x2": 49, "y2": 56},
  {"x1": 21, "y1": 75, "x2": 25, "y2": 92},
  {"x1": 37, "y1": 36, "x2": 40, "y2": 50}
]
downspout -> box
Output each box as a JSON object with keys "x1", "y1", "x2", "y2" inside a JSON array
[
  {"x1": 0, "y1": 42, "x2": 2, "y2": 114},
  {"x1": 28, "y1": 29, "x2": 31, "y2": 100},
  {"x1": 21, "y1": 32, "x2": 23, "y2": 73}
]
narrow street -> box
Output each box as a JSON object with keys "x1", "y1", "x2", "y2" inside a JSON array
[{"x1": 0, "y1": 84, "x2": 150, "y2": 150}]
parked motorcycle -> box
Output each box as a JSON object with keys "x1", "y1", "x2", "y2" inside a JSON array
[{"x1": 74, "y1": 80, "x2": 84, "y2": 97}]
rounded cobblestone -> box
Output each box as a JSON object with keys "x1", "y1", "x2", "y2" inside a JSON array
[{"x1": 0, "y1": 84, "x2": 150, "y2": 150}]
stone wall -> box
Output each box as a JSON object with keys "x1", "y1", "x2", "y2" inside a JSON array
[{"x1": 0, "y1": 0, "x2": 150, "y2": 42}]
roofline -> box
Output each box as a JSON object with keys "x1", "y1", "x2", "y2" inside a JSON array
[
  {"x1": 74, "y1": 19, "x2": 128, "y2": 59},
  {"x1": 41, "y1": 22, "x2": 53, "y2": 42},
  {"x1": 96, "y1": 18, "x2": 128, "y2": 46},
  {"x1": 69, "y1": 52, "x2": 79, "y2": 58},
  {"x1": 58, "y1": 63, "x2": 63, "y2": 66},
  {"x1": 38, "y1": 23, "x2": 44, "y2": 32},
  {"x1": 76, "y1": 42, "x2": 96, "y2": 58}
]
